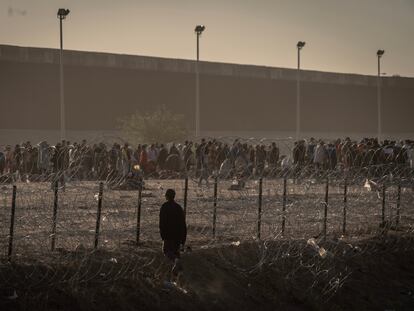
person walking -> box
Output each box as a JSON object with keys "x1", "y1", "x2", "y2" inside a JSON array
[
  {"x1": 314, "y1": 140, "x2": 328, "y2": 176},
  {"x1": 198, "y1": 145, "x2": 209, "y2": 187},
  {"x1": 0, "y1": 147, "x2": 5, "y2": 175}
]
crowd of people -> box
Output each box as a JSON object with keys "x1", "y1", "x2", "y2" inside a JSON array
[
  {"x1": 0, "y1": 137, "x2": 413, "y2": 183},
  {"x1": 292, "y1": 137, "x2": 413, "y2": 169}
]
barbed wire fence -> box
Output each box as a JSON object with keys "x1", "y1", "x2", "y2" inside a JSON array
[{"x1": 0, "y1": 136, "x2": 413, "y2": 304}]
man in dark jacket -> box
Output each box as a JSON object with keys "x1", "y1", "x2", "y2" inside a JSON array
[{"x1": 159, "y1": 189, "x2": 187, "y2": 276}]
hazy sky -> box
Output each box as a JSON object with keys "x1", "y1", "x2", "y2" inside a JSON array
[{"x1": 1, "y1": 0, "x2": 413, "y2": 77}]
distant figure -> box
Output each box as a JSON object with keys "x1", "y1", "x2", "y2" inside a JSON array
[
  {"x1": 314, "y1": 140, "x2": 328, "y2": 173},
  {"x1": 51, "y1": 143, "x2": 65, "y2": 189},
  {"x1": 268, "y1": 142, "x2": 280, "y2": 167},
  {"x1": 157, "y1": 144, "x2": 168, "y2": 170},
  {"x1": 165, "y1": 153, "x2": 181, "y2": 172},
  {"x1": 183, "y1": 141, "x2": 193, "y2": 171},
  {"x1": 159, "y1": 189, "x2": 187, "y2": 277},
  {"x1": 198, "y1": 144, "x2": 209, "y2": 186},
  {"x1": 37, "y1": 141, "x2": 50, "y2": 174},
  {"x1": 0, "y1": 147, "x2": 5, "y2": 175}
]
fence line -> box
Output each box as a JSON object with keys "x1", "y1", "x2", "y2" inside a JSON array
[{"x1": 1, "y1": 174, "x2": 413, "y2": 261}]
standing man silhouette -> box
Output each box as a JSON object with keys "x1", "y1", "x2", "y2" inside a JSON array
[{"x1": 159, "y1": 189, "x2": 187, "y2": 277}]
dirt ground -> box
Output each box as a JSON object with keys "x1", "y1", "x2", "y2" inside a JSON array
[{"x1": 1, "y1": 233, "x2": 414, "y2": 311}]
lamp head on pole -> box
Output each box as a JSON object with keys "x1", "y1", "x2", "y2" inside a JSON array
[
  {"x1": 195, "y1": 25, "x2": 206, "y2": 35},
  {"x1": 57, "y1": 8, "x2": 70, "y2": 19},
  {"x1": 297, "y1": 41, "x2": 306, "y2": 50},
  {"x1": 377, "y1": 49, "x2": 385, "y2": 58}
]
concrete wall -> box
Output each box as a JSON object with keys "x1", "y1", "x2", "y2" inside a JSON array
[{"x1": 0, "y1": 44, "x2": 413, "y2": 144}]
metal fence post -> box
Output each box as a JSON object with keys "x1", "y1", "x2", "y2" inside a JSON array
[
  {"x1": 183, "y1": 176, "x2": 188, "y2": 219},
  {"x1": 136, "y1": 181, "x2": 143, "y2": 245},
  {"x1": 381, "y1": 183, "x2": 386, "y2": 226},
  {"x1": 342, "y1": 176, "x2": 348, "y2": 235},
  {"x1": 94, "y1": 182, "x2": 104, "y2": 249},
  {"x1": 7, "y1": 185, "x2": 17, "y2": 261},
  {"x1": 282, "y1": 177, "x2": 287, "y2": 235},
  {"x1": 213, "y1": 176, "x2": 218, "y2": 238},
  {"x1": 396, "y1": 183, "x2": 401, "y2": 227},
  {"x1": 51, "y1": 180, "x2": 59, "y2": 251},
  {"x1": 257, "y1": 177, "x2": 263, "y2": 240},
  {"x1": 323, "y1": 177, "x2": 329, "y2": 240}
]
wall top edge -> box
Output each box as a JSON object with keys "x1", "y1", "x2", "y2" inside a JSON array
[{"x1": 1, "y1": 44, "x2": 412, "y2": 86}]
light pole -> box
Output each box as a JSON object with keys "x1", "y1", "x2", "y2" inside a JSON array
[
  {"x1": 57, "y1": 8, "x2": 70, "y2": 142},
  {"x1": 377, "y1": 49, "x2": 385, "y2": 142},
  {"x1": 194, "y1": 25, "x2": 205, "y2": 138},
  {"x1": 296, "y1": 41, "x2": 306, "y2": 141}
]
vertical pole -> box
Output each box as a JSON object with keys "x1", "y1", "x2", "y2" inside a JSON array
[
  {"x1": 183, "y1": 176, "x2": 188, "y2": 218},
  {"x1": 51, "y1": 180, "x2": 59, "y2": 251},
  {"x1": 396, "y1": 183, "x2": 401, "y2": 227},
  {"x1": 323, "y1": 177, "x2": 329, "y2": 240},
  {"x1": 296, "y1": 48, "x2": 300, "y2": 141},
  {"x1": 213, "y1": 177, "x2": 218, "y2": 238},
  {"x1": 377, "y1": 55, "x2": 381, "y2": 142},
  {"x1": 94, "y1": 182, "x2": 104, "y2": 249},
  {"x1": 381, "y1": 183, "x2": 386, "y2": 226},
  {"x1": 197, "y1": 33, "x2": 199, "y2": 61},
  {"x1": 282, "y1": 177, "x2": 287, "y2": 235},
  {"x1": 59, "y1": 17, "x2": 66, "y2": 141},
  {"x1": 195, "y1": 33, "x2": 200, "y2": 137},
  {"x1": 136, "y1": 181, "x2": 142, "y2": 245},
  {"x1": 257, "y1": 178, "x2": 263, "y2": 240},
  {"x1": 7, "y1": 186, "x2": 17, "y2": 261},
  {"x1": 342, "y1": 176, "x2": 348, "y2": 235}
]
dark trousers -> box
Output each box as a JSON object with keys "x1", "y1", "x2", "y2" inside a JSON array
[{"x1": 162, "y1": 240, "x2": 181, "y2": 262}]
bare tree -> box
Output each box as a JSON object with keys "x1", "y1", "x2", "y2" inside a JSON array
[{"x1": 118, "y1": 105, "x2": 188, "y2": 144}]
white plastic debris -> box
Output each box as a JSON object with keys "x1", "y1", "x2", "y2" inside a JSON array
[
  {"x1": 318, "y1": 247, "x2": 327, "y2": 258},
  {"x1": 307, "y1": 238, "x2": 318, "y2": 248},
  {"x1": 363, "y1": 179, "x2": 371, "y2": 191},
  {"x1": 307, "y1": 238, "x2": 328, "y2": 258},
  {"x1": 231, "y1": 241, "x2": 241, "y2": 246},
  {"x1": 109, "y1": 258, "x2": 118, "y2": 263}
]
